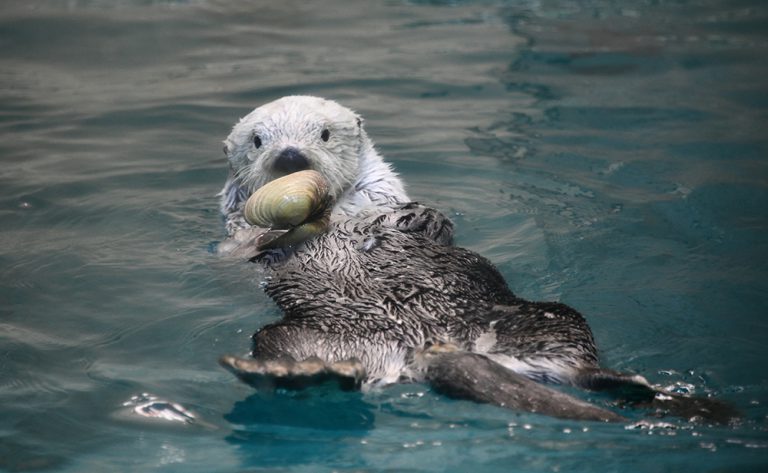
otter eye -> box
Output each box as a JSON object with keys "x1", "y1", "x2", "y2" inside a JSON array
[
  {"x1": 253, "y1": 135, "x2": 262, "y2": 149},
  {"x1": 321, "y1": 129, "x2": 330, "y2": 142}
]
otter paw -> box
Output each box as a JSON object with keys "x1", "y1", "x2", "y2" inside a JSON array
[{"x1": 219, "y1": 355, "x2": 365, "y2": 391}]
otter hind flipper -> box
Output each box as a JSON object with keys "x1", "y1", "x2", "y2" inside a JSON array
[
  {"x1": 575, "y1": 368, "x2": 739, "y2": 424},
  {"x1": 422, "y1": 347, "x2": 624, "y2": 422},
  {"x1": 575, "y1": 368, "x2": 657, "y2": 400},
  {"x1": 645, "y1": 391, "x2": 739, "y2": 424},
  {"x1": 219, "y1": 355, "x2": 365, "y2": 391}
]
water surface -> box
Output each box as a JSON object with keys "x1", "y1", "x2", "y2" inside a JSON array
[{"x1": 1, "y1": 0, "x2": 767, "y2": 471}]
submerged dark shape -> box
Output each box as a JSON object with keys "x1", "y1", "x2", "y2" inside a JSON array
[{"x1": 217, "y1": 96, "x2": 737, "y2": 424}]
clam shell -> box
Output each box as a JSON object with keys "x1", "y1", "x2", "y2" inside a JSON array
[{"x1": 243, "y1": 170, "x2": 330, "y2": 229}]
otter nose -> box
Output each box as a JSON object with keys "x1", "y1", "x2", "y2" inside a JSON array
[{"x1": 273, "y1": 147, "x2": 310, "y2": 174}]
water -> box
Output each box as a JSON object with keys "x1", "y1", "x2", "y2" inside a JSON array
[{"x1": 1, "y1": 0, "x2": 767, "y2": 471}]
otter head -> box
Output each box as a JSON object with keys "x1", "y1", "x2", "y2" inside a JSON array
[{"x1": 224, "y1": 96, "x2": 365, "y2": 202}]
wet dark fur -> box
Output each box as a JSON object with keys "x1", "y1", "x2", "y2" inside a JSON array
[
  {"x1": 223, "y1": 202, "x2": 737, "y2": 423},
  {"x1": 253, "y1": 204, "x2": 597, "y2": 379}
]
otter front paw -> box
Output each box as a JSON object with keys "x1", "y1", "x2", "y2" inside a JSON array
[
  {"x1": 217, "y1": 227, "x2": 266, "y2": 257},
  {"x1": 219, "y1": 355, "x2": 365, "y2": 391}
]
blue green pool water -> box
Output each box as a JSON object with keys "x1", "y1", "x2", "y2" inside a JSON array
[{"x1": 1, "y1": 0, "x2": 767, "y2": 471}]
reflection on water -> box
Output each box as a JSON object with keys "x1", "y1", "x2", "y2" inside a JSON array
[
  {"x1": 225, "y1": 389, "x2": 375, "y2": 468},
  {"x1": 1, "y1": 0, "x2": 767, "y2": 471}
]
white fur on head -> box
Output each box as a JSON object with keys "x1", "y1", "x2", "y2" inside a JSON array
[{"x1": 220, "y1": 96, "x2": 409, "y2": 223}]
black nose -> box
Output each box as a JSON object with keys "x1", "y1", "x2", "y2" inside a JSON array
[{"x1": 273, "y1": 147, "x2": 310, "y2": 174}]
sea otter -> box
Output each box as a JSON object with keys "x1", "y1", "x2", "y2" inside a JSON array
[{"x1": 218, "y1": 96, "x2": 735, "y2": 423}]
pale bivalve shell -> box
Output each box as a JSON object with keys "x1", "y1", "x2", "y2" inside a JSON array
[{"x1": 243, "y1": 170, "x2": 331, "y2": 229}]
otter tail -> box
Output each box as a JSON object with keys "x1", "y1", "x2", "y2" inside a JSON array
[
  {"x1": 575, "y1": 368, "x2": 738, "y2": 424},
  {"x1": 423, "y1": 348, "x2": 624, "y2": 422}
]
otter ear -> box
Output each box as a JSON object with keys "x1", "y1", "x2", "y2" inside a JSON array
[{"x1": 355, "y1": 114, "x2": 364, "y2": 129}]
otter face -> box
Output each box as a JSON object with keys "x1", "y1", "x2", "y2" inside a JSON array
[{"x1": 224, "y1": 96, "x2": 364, "y2": 202}]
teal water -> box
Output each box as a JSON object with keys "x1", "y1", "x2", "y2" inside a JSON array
[{"x1": 1, "y1": 0, "x2": 767, "y2": 471}]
